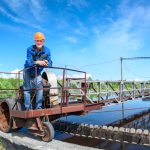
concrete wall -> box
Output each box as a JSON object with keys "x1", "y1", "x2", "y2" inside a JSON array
[{"x1": 0, "y1": 131, "x2": 99, "y2": 150}]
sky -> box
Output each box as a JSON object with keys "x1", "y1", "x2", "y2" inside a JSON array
[{"x1": 1, "y1": 0, "x2": 150, "y2": 80}]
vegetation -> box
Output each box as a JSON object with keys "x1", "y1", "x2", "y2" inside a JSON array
[
  {"x1": 0, "y1": 78, "x2": 23, "y2": 99},
  {"x1": 0, "y1": 77, "x2": 147, "y2": 100},
  {"x1": 0, "y1": 139, "x2": 6, "y2": 150},
  {"x1": 85, "y1": 78, "x2": 147, "y2": 100}
]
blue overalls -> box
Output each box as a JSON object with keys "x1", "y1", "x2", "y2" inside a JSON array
[{"x1": 23, "y1": 45, "x2": 52, "y2": 109}]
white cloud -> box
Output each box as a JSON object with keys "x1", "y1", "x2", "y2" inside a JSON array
[
  {"x1": 1, "y1": 0, "x2": 49, "y2": 30},
  {"x1": 71, "y1": 73, "x2": 92, "y2": 79},
  {"x1": 65, "y1": 36, "x2": 78, "y2": 43},
  {"x1": 11, "y1": 69, "x2": 20, "y2": 74},
  {"x1": 0, "y1": 73, "x2": 13, "y2": 79},
  {"x1": 67, "y1": 0, "x2": 88, "y2": 10},
  {"x1": 0, "y1": 69, "x2": 21, "y2": 79},
  {"x1": 80, "y1": 47, "x2": 87, "y2": 53},
  {"x1": 134, "y1": 78, "x2": 142, "y2": 82},
  {"x1": 29, "y1": 0, "x2": 49, "y2": 22},
  {"x1": 3, "y1": 0, "x2": 25, "y2": 11},
  {"x1": 57, "y1": 73, "x2": 92, "y2": 80},
  {"x1": 92, "y1": 0, "x2": 150, "y2": 57},
  {"x1": 55, "y1": 18, "x2": 70, "y2": 30},
  {"x1": 73, "y1": 20, "x2": 89, "y2": 36},
  {"x1": 0, "y1": 5, "x2": 42, "y2": 30},
  {"x1": 3, "y1": 0, "x2": 48, "y2": 20},
  {"x1": 0, "y1": 6, "x2": 20, "y2": 22}
]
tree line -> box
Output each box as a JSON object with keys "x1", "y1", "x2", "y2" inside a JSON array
[{"x1": 0, "y1": 78, "x2": 23, "y2": 99}]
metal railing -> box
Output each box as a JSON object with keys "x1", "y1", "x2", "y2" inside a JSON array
[{"x1": 0, "y1": 66, "x2": 87, "y2": 107}]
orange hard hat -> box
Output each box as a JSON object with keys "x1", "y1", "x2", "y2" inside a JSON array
[{"x1": 34, "y1": 32, "x2": 45, "y2": 40}]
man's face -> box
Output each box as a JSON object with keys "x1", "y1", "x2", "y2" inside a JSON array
[{"x1": 35, "y1": 40, "x2": 44, "y2": 49}]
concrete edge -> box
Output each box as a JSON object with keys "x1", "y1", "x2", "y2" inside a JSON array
[{"x1": 0, "y1": 131, "x2": 100, "y2": 150}]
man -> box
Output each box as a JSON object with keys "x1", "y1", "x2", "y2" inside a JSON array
[{"x1": 23, "y1": 32, "x2": 52, "y2": 110}]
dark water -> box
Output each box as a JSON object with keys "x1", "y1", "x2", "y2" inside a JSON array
[
  {"x1": 60, "y1": 99, "x2": 150, "y2": 125},
  {"x1": 61, "y1": 136, "x2": 150, "y2": 150},
  {"x1": 54, "y1": 99, "x2": 150, "y2": 150},
  {"x1": 20, "y1": 99, "x2": 150, "y2": 149}
]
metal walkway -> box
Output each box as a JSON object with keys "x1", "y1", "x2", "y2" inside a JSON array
[{"x1": 66, "y1": 79, "x2": 150, "y2": 104}]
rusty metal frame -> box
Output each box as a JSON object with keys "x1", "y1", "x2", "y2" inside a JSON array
[
  {"x1": 10, "y1": 103, "x2": 100, "y2": 119},
  {"x1": 0, "y1": 66, "x2": 100, "y2": 120}
]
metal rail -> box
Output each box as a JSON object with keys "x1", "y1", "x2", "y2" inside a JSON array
[
  {"x1": 1, "y1": 66, "x2": 150, "y2": 104},
  {"x1": 72, "y1": 80, "x2": 150, "y2": 103}
]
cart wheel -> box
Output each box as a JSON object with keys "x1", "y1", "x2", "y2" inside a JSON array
[
  {"x1": 0, "y1": 101, "x2": 11, "y2": 132},
  {"x1": 0, "y1": 99, "x2": 22, "y2": 133},
  {"x1": 41, "y1": 122, "x2": 54, "y2": 142}
]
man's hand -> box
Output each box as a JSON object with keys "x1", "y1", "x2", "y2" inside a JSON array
[
  {"x1": 35, "y1": 60, "x2": 48, "y2": 66},
  {"x1": 44, "y1": 60, "x2": 48, "y2": 66}
]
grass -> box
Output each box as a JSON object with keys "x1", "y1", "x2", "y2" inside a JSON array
[{"x1": 0, "y1": 139, "x2": 6, "y2": 150}]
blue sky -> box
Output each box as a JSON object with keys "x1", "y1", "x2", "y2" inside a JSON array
[{"x1": 1, "y1": 0, "x2": 150, "y2": 80}]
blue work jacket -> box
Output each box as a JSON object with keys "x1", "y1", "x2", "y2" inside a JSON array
[{"x1": 24, "y1": 45, "x2": 52, "y2": 77}]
